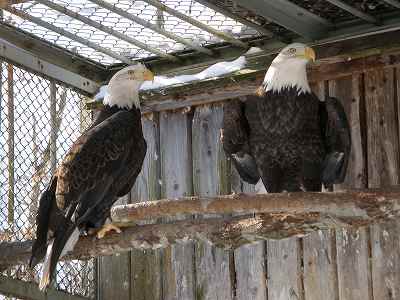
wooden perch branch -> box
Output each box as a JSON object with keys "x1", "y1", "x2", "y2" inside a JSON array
[
  {"x1": 111, "y1": 188, "x2": 400, "y2": 223},
  {"x1": 1, "y1": 188, "x2": 400, "y2": 268}
]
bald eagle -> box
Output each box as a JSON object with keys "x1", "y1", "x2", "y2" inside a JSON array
[
  {"x1": 29, "y1": 64, "x2": 154, "y2": 290},
  {"x1": 222, "y1": 43, "x2": 351, "y2": 192}
]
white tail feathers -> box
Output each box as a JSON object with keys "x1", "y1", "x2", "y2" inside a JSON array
[
  {"x1": 39, "y1": 238, "x2": 55, "y2": 291},
  {"x1": 255, "y1": 179, "x2": 268, "y2": 194}
]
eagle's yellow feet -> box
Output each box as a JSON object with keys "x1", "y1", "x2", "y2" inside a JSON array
[{"x1": 96, "y1": 223, "x2": 122, "y2": 239}]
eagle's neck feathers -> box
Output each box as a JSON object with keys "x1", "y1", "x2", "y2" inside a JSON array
[
  {"x1": 263, "y1": 58, "x2": 310, "y2": 95},
  {"x1": 103, "y1": 81, "x2": 141, "y2": 109}
]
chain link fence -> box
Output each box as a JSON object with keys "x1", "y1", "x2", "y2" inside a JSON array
[{"x1": 0, "y1": 62, "x2": 96, "y2": 299}]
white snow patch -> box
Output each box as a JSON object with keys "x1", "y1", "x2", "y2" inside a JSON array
[
  {"x1": 94, "y1": 56, "x2": 247, "y2": 100},
  {"x1": 245, "y1": 47, "x2": 263, "y2": 55}
]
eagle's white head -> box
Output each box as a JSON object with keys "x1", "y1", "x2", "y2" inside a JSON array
[
  {"x1": 263, "y1": 43, "x2": 316, "y2": 95},
  {"x1": 103, "y1": 63, "x2": 154, "y2": 109}
]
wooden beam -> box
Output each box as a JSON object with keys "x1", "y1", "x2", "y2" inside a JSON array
[
  {"x1": 137, "y1": 49, "x2": 400, "y2": 112},
  {"x1": 0, "y1": 0, "x2": 30, "y2": 8},
  {"x1": 0, "y1": 21, "x2": 108, "y2": 83},
  {"x1": 2, "y1": 188, "x2": 400, "y2": 268},
  {"x1": 84, "y1": 29, "x2": 400, "y2": 111},
  {"x1": 0, "y1": 275, "x2": 89, "y2": 300},
  {"x1": 233, "y1": 0, "x2": 332, "y2": 39}
]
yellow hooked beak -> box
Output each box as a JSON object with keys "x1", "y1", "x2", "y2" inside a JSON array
[
  {"x1": 302, "y1": 47, "x2": 316, "y2": 62},
  {"x1": 143, "y1": 69, "x2": 154, "y2": 81},
  {"x1": 127, "y1": 69, "x2": 154, "y2": 81}
]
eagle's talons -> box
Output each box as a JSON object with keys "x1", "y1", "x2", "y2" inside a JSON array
[{"x1": 96, "y1": 223, "x2": 122, "y2": 239}]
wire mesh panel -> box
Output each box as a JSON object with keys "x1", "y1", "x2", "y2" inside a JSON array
[
  {"x1": 3, "y1": 0, "x2": 258, "y2": 65},
  {"x1": 0, "y1": 62, "x2": 95, "y2": 299}
]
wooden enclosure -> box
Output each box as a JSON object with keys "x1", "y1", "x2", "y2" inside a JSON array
[
  {"x1": 2, "y1": 0, "x2": 400, "y2": 299},
  {"x1": 91, "y1": 49, "x2": 400, "y2": 300}
]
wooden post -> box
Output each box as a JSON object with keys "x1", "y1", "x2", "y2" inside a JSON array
[
  {"x1": 159, "y1": 110, "x2": 195, "y2": 300},
  {"x1": 367, "y1": 67, "x2": 400, "y2": 300},
  {"x1": 192, "y1": 105, "x2": 233, "y2": 299},
  {"x1": 330, "y1": 74, "x2": 371, "y2": 300},
  {"x1": 302, "y1": 81, "x2": 337, "y2": 300},
  {"x1": 130, "y1": 116, "x2": 163, "y2": 300}
]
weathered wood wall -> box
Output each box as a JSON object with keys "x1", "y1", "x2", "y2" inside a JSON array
[{"x1": 97, "y1": 62, "x2": 400, "y2": 300}]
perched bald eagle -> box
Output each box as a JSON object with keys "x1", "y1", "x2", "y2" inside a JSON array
[
  {"x1": 222, "y1": 43, "x2": 351, "y2": 192},
  {"x1": 29, "y1": 64, "x2": 154, "y2": 290}
]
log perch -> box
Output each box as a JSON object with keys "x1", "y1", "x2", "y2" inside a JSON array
[
  {"x1": 1, "y1": 188, "x2": 400, "y2": 269},
  {"x1": 111, "y1": 188, "x2": 400, "y2": 223}
]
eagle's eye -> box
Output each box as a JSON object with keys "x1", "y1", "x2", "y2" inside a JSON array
[{"x1": 286, "y1": 48, "x2": 297, "y2": 55}]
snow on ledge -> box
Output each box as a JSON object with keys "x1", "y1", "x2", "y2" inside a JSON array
[{"x1": 93, "y1": 52, "x2": 256, "y2": 101}]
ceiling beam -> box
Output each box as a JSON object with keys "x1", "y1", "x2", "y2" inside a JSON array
[
  {"x1": 0, "y1": 37, "x2": 100, "y2": 94},
  {"x1": 194, "y1": 0, "x2": 275, "y2": 38},
  {"x1": 325, "y1": 0, "x2": 379, "y2": 23},
  {"x1": 0, "y1": 21, "x2": 108, "y2": 81},
  {"x1": 233, "y1": 0, "x2": 332, "y2": 40},
  {"x1": 89, "y1": 0, "x2": 212, "y2": 56},
  {"x1": 4, "y1": 6, "x2": 135, "y2": 64},
  {"x1": 35, "y1": 0, "x2": 178, "y2": 61},
  {"x1": 382, "y1": 0, "x2": 400, "y2": 9},
  {"x1": 141, "y1": 0, "x2": 248, "y2": 48}
]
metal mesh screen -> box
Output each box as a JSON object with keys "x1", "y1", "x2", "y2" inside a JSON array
[
  {"x1": 0, "y1": 62, "x2": 95, "y2": 299},
  {"x1": 3, "y1": 0, "x2": 259, "y2": 65}
]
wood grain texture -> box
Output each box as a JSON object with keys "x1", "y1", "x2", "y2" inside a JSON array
[
  {"x1": 329, "y1": 74, "x2": 371, "y2": 300},
  {"x1": 98, "y1": 194, "x2": 131, "y2": 300},
  {"x1": 234, "y1": 243, "x2": 267, "y2": 300},
  {"x1": 159, "y1": 110, "x2": 195, "y2": 300},
  {"x1": 303, "y1": 230, "x2": 337, "y2": 300},
  {"x1": 192, "y1": 105, "x2": 233, "y2": 300},
  {"x1": 231, "y1": 164, "x2": 267, "y2": 300},
  {"x1": 365, "y1": 68, "x2": 399, "y2": 187},
  {"x1": 366, "y1": 67, "x2": 400, "y2": 300},
  {"x1": 266, "y1": 238, "x2": 303, "y2": 300},
  {"x1": 130, "y1": 117, "x2": 162, "y2": 300},
  {"x1": 303, "y1": 81, "x2": 337, "y2": 300},
  {"x1": 336, "y1": 228, "x2": 371, "y2": 300},
  {"x1": 329, "y1": 75, "x2": 366, "y2": 189}
]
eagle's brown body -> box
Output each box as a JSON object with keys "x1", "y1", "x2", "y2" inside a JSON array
[
  {"x1": 30, "y1": 105, "x2": 146, "y2": 286},
  {"x1": 222, "y1": 87, "x2": 351, "y2": 192}
]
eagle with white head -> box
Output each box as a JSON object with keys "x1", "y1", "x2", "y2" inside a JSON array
[
  {"x1": 222, "y1": 43, "x2": 351, "y2": 192},
  {"x1": 30, "y1": 64, "x2": 153, "y2": 290}
]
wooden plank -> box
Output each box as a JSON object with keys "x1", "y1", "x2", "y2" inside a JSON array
[
  {"x1": 159, "y1": 110, "x2": 195, "y2": 300},
  {"x1": 0, "y1": 275, "x2": 89, "y2": 300},
  {"x1": 97, "y1": 197, "x2": 131, "y2": 300},
  {"x1": 370, "y1": 221, "x2": 400, "y2": 300},
  {"x1": 329, "y1": 75, "x2": 366, "y2": 189},
  {"x1": 228, "y1": 136, "x2": 266, "y2": 300},
  {"x1": 192, "y1": 105, "x2": 233, "y2": 300},
  {"x1": 266, "y1": 238, "x2": 303, "y2": 300},
  {"x1": 329, "y1": 74, "x2": 371, "y2": 300},
  {"x1": 303, "y1": 81, "x2": 338, "y2": 300},
  {"x1": 130, "y1": 116, "x2": 162, "y2": 300},
  {"x1": 366, "y1": 67, "x2": 400, "y2": 300},
  {"x1": 303, "y1": 230, "x2": 337, "y2": 300},
  {"x1": 365, "y1": 68, "x2": 399, "y2": 188},
  {"x1": 336, "y1": 228, "x2": 371, "y2": 300},
  {"x1": 234, "y1": 243, "x2": 266, "y2": 300}
]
